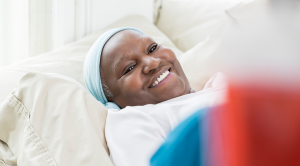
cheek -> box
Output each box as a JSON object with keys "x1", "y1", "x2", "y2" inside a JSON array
[
  {"x1": 162, "y1": 49, "x2": 182, "y2": 72},
  {"x1": 162, "y1": 49, "x2": 189, "y2": 86},
  {"x1": 120, "y1": 72, "x2": 144, "y2": 96},
  {"x1": 158, "y1": 47, "x2": 177, "y2": 63}
]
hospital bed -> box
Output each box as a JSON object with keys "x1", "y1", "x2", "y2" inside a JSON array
[{"x1": 0, "y1": 0, "x2": 254, "y2": 165}]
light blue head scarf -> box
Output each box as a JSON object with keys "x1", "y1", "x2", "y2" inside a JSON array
[{"x1": 83, "y1": 27, "x2": 146, "y2": 110}]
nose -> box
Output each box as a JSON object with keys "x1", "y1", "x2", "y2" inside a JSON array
[{"x1": 142, "y1": 56, "x2": 161, "y2": 75}]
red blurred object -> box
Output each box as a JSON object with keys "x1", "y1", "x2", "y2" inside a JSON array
[{"x1": 218, "y1": 83, "x2": 300, "y2": 166}]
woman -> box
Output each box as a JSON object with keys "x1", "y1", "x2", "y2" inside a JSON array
[
  {"x1": 84, "y1": 27, "x2": 227, "y2": 166},
  {"x1": 84, "y1": 27, "x2": 193, "y2": 110}
]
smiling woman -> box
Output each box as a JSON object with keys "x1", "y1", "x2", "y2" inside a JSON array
[
  {"x1": 83, "y1": 27, "x2": 227, "y2": 166},
  {"x1": 84, "y1": 27, "x2": 192, "y2": 110},
  {"x1": 100, "y1": 29, "x2": 191, "y2": 108}
]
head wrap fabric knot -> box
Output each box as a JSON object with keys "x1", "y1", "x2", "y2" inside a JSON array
[{"x1": 83, "y1": 27, "x2": 146, "y2": 110}]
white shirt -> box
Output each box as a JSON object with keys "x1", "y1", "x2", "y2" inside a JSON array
[{"x1": 105, "y1": 73, "x2": 227, "y2": 166}]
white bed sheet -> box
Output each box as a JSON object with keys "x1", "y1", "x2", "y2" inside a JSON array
[{"x1": 106, "y1": 73, "x2": 228, "y2": 166}]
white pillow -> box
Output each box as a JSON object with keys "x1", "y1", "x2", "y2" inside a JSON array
[
  {"x1": 156, "y1": 0, "x2": 243, "y2": 52},
  {"x1": 178, "y1": 0, "x2": 260, "y2": 91},
  {"x1": 0, "y1": 140, "x2": 15, "y2": 166},
  {"x1": 179, "y1": 21, "x2": 229, "y2": 91},
  {"x1": 0, "y1": 72, "x2": 113, "y2": 166}
]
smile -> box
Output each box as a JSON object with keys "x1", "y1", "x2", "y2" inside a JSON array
[{"x1": 151, "y1": 70, "x2": 170, "y2": 87}]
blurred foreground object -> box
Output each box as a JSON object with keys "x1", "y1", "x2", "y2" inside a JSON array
[
  {"x1": 217, "y1": 0, "x2": 300, "y2": 165},
  {"x1": 151, "y1": 0, "x2": 300, "y2": 165},
  {"x1": 220, "y1": 82, "x2": 300, "y2": 166},
  {"x1": 220, "y1": 0, "x2": 300, "y2": 165}
]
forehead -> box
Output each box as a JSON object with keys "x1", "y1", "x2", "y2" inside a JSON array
[
  {"x1": 101, "y1": 30, "x2": 149, "y2": 64},
  {"x1": 104, "y1": 30, "x2": 147, "y2": 53}
]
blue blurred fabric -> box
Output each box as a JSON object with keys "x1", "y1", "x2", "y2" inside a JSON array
[{"x1": 150, "y1": 109, "x2": 208, "y2": 166}]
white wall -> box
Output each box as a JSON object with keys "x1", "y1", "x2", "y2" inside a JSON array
[
  {"x1": 29, "y1": 0, "x2": 78, "y2": 56},
  {"x1": 90, "y1": 0, "x2": 153, "y2": 32},
  {"x1": 0, "y1": 0, "x2": 29, "y2": 66},
  {"x1": 49, "y1": 0, "x2": 153, "y2": 50},
  {"x1": 0, "y1": 0, "x2": 92, "y2": 66},
  {"x1": 0, "y1": 0, "x2": 153, "y2": 67}
]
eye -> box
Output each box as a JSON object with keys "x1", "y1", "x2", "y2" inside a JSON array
[
  {"x1": 148, "y1": 44, "x2": 157, "y2": 54},
  {"x1": 123, "y1": 65, "x2": 135, "y2": 75}
]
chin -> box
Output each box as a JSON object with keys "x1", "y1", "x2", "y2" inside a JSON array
[{"x1": 168, "y1": 85, "x2": 188, "y2": 99}]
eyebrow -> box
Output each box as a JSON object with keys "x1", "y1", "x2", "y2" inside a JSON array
[
  {"x1": 114, "y1": 54, "x2": 130, "y2": 71},
  {"x1": 142, "y1": 37, "x2": 152, "y2": 46},
  {"x1": 113, "y1": 36, "x2": 152, "y2": 71},
  {"x1": 142, "y1": 36, "x2": 149, "y2": 43}
]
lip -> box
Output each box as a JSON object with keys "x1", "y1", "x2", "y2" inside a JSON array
[{"x1": 148, "y1": 67, "x2": 171, "y2": 88}]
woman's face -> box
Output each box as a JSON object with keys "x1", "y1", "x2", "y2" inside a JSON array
[{"x1": 101, "y1": 30, "x2": 190, "y2": 108}]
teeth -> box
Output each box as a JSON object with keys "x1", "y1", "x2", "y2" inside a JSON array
[
  {"x1": 151, "y1": 70, "x2": 170, "y2": 87},
  {"x1": 160, "y1": 74, "x2": 164, "y2": 79}
]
